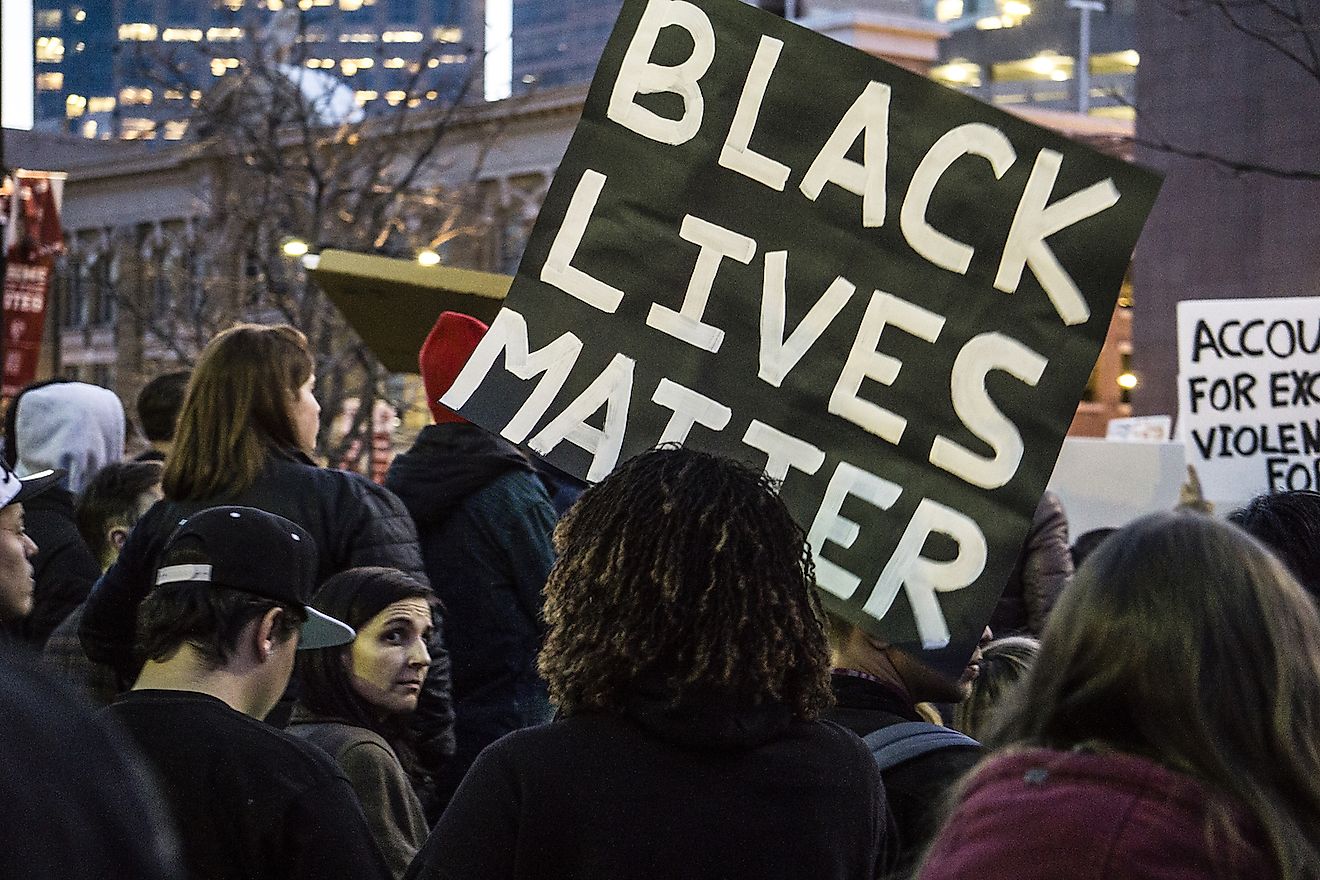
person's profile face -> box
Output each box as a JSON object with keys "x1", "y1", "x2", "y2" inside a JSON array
[
  {"x1": 289, "y1": 374, "x2": 321, "y2": 454},
  {"x1": 0, "y1": 504, "x2": 38, "y2": 622}
]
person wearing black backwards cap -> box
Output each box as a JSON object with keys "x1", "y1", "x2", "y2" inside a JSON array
[
  {"x1": 103, "y1": 506, "x2": 392, "y2": 880},
  {"x1": 0, "y1": 461, "x2": 65, "y2": 627}
]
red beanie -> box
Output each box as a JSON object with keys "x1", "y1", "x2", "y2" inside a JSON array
[{"x1": 420, "y1": 311, "x2": 489, "y2": 424}]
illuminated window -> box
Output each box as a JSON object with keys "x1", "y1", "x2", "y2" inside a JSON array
[
  {"x1": 433, "y1": 26, "x2": 462, "y2": 42},
  {"x1": 163, "y1": 120, "x2": 189, "y2": 140},
  {"x1": 119, "y1": 87, "x2": 153, "y2": 105},
  {"x1": 266, "y1": 0, "x2": 284, "y2": 8},
  {"x1": 72, "y1": 7, "x2": 86, "y2": 20},
  {"x1": 35, "y1": 36, "x2": 64, "y2": 62},
  {"x1": 382, "y1": 30, "x2": 423, "y2": 42},
  {"x1": 163, "y1": 28, "x2": 203, "y2": 41},
  {"x1": 933, "y1": 0, "x2": 962, "y2": 21},
  {"x1": 427, "y1": 58, "x2": 439, "y2": 68},
  {"x1": 439, "y1": 53, "x2": 466, "y2": 64},
  {"x1": 164, "y1": 89, "x2": 185, "y2": 99},
  {"x1": 339, "y1": 32, "x2": 377, "y2": 42},
  {"x1": 121, "y1": 118, "x2": 156, "y2": 140},
  {"x1": 81, "y1": 120, "x2": 98, "y2": 138},
  {"x1": 992, "y1": 52, "x2": 1074, "y2": 83},
  {"x1": 931, "y1": 60, "x2": 982, "y2": 88},
  {"x1": 118, "y1": 23, "x2": 158, "y2": 41},
  {"x1": 340, "y1": 0, "x2": 363, "y2": 8},
  {"x1": 65, "y1": 94, "x2": 87, "y2": 118},
  {"x1": 384, "y1": 90, "x2": 406, "y2": 104},
  {"x1": 341, "y1": 59, "x2": 359, "y2": 75},
  {"x1": 74, "y1": 41, "x2": 85, "y2": 52},
  {"x1": 383, "y1": 57, "x2": 406, "y2": 68},
  {"x1": 424, "y1": 90, "x2": 438, "y2": 100},
  {"x1": 87, "y1": 96, "x2": 115, "y2": 113},
  {"x1": 1091, "y1": 49, "x2": 1139, "y2": 76},
  {"x1": 189, "y1": 90, "x2": 202, "y2": 100},
  {"x1": 297, "y1": 0, "x2": 312, "y2": 9},
  {"x1": 207, "y1": 26, "x2": 244, "y2": 40},
  {"x1": 354, "y1": 89, "x2": 378, "y2": 105},
  {"x1": 36, "y1": 72, "x2": 64, "y2": 90},
  {"x1": 35, "y1": 9, "x2": 62, "y2": 28}
]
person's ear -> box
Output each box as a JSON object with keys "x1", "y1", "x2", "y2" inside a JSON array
[
  {"x1": 106, "y1": 524, "x2": 130, "y2": 552},
  {"x1": 255, "y1": 607, "x2": 286, "y2": 662}
]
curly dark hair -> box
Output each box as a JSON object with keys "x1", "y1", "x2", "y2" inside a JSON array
[{"x1": 538, "y1": 446, "x2": 834, "y2": 720}]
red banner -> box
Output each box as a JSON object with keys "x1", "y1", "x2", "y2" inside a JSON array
[{"x1": 3, "y1": 171, "x2": 65, "y2": 398}]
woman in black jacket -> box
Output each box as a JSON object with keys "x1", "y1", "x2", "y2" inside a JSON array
[
  {"x1": 79, "y1": 324, "x2": 454, "y2": 767},
  {"x1": 405, "y1": 448, "x2": 886, "y2": 880}
]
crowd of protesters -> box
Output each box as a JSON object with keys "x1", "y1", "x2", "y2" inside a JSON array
[{"x1": 2, "y1": 314, "x2": 1320, "y2": 880}]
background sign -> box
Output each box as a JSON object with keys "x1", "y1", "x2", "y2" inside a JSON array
[
  {"x1": 1177, "y1": 296, "x2": 1320, "y2": 511},
  {"x1": 2, "y1": 171, "x2": 65, "y2": 398},
  {"x1": 449, "y1": 0, "x2": 1161, "y2": 670}
]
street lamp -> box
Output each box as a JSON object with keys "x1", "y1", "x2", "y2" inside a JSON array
[
  {"x1": 417, "y1": 249, "x2": 441, "y2": 267},
  {"x1": 1116, "y1": 371, "x2": 1138, "y2": 390},
  {"x1": 281, "y1": 238, "x2": 310, "y2": 258}
]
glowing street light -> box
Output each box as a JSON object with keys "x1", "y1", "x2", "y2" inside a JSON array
[
  {"x1": 282, "y1": 238, "x2": 310, "y2": 258},
  {"x1": 1117, "y1": 372, "x2": 1138, "y2": 390},
  {"x1": 417, "y1": 249, "x2": 441, "y2": 267}
]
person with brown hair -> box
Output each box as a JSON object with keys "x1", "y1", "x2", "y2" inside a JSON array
[
  {"x1": 949, "y1": 635, "x2": 1039, "y2": 741},
  {"x1": 78, "y1": 324, "x2": 454, "y2": 769},
  {"x1": 404, "y1": 447, "x2": 887, "y2": 880},
  {"x1": 920, "y1": 513, "x2": 1320, "y2": 880},
  {"x1": 290, "y1": 567, "x2": 436, "y2": 879}
]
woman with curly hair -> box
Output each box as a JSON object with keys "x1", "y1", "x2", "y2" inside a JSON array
[
  {"x1": 920, "y1": 513, "x2": 1320, "y2": 880},
  {"x1": 405, "y1": 447, "x2": 886, "y2": 880}
]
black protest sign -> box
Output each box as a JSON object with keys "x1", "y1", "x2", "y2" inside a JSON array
[{"x1": 445, "y1": 0, "x2": 1161, "y2": 672}]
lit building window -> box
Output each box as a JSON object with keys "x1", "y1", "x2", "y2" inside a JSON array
[
  {"x1": 121, "y1": 118, "x2": 157, "y2": 140},
  {"x1": 119, "y1": 87, "x2": 153, "y2": 105},
  {"x1": 65, "y1": 94, "x2": 87, "y2": 118},
  {"x1": 36, "y1": 72, "x2": 64, "y2": 90},
  {"x1": 931, "y1": 60, "x2": 982, "y2": 88},
  {"x1": 933, "y1": 0, "x2": 963, "y2": 22},
  {"x1": 189, "y1": 89, "x2": 202, "y2": 100},
  {"x1": 382, "y1": 30, "x2": 423, "y2": 42},
  {"x1": 339, "y1": 33, "x2": 377, "y2": 42},
  {"x1": 118, "y1": 23, "x2": 158, "y2": 41},
  {"x1": 424, "y1": 89, "x2": 438, "y2": 100},
  {"x1": 163, "y1": 120, "x2": 189, "y2": 140},
  {"x1": 1091, "y1": 49, "x2": 1139, "y2": 76},
  {"x1": 992, "y1": 52, "x2": 1074, "y2": 83},
  {"x1": 383, "y1": 57, "x2": 406, "y2": 68},
  {"x1": 207, "y1": 26, "x2": 244, "y2": 40},
  {"x1": 211, "y1": 57, "x2": 241, "y2": 76},
  {"x1": 35, "y1": 9, "x2": 62, "y2": 28},
  {"x1": 35, "y1": 36, "x2": 65, "y2": 62},
  {"x1": 82, "y1": 119, "x2": 98, "y2": 138},
  {"x1": 354, "y1": 89, "x2": 379, "y2": 105},
  {"x1": 439, "y1": 53, "x2": 467, "y2": 64},
  {"x1": 433, "y1": 27, "x2": 463, "y2": 42},
  {"x1": 72, "y1": 7, "x2": 86, "y2": 20},
  {"x1": 340, "y1": 0, "x2": 363, "y2": 8},
  {"x1": 163, "y1": 28, "x2": 203, "y2": 41},
  {"x1": 74, "y1": 41, "x2": 85, "y2": 51},
  {"x1": 384, "y1": 90, "x2": 406, "y2": 105},
  {"x1": 165, "y1": 89, "x2": 185, "y2": 99},
  {"x1": 87, "y1": 96, "x2": 115, "y2": 113},
  {"x1": 266, "y1": 0, "x2": 284, "y2": 8},
  {"x1": 427, "y1": 58, "x2": 439, "y2": 68}
]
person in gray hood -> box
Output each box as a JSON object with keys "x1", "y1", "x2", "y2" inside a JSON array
[{"x1": 3, "y1": 379, "x2": 124, "y2": 645}]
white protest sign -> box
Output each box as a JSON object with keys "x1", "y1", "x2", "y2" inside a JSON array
[
  {"x1": 1106, "y1": 415, "x2": 1172, "y2": 442},
  {"x1": 1176, "y1": 297, "x2": 1320, "y2": 508}
]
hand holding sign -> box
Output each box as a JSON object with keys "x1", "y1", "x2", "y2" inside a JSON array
[{"x1": 447, "y1": 0, "x2": 1160, "y2": 673}]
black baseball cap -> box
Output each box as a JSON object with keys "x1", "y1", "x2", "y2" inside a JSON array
[
  {"x1": 154, "y1": 506, "x2": 355, "y2": 650},
  {"x1": 0, "y1": 461, "x2": 65, "y2": 507}
]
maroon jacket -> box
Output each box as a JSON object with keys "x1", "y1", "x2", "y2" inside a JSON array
[{"x1": 919, "y1": 748, "x2": 1272, "y2": 880}]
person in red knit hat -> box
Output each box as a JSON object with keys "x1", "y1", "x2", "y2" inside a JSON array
[{"x1": 385, "y1": 311, "x2": 560, "y2": 813}]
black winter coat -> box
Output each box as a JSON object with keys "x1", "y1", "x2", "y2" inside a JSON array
[
  {"x1": 385, "y1": 423, "x2": 556, "y2": 807},
  {"x1": 79, "y1": 450, "x2": 456, "y2": 767},
  {"x1": 3, "y1": 487, "x2": 101, "y2": 648},
  {"x1": 827, "y1": 673, "x2": 983, "y2": 879}
]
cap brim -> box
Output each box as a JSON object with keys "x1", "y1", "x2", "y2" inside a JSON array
[
  {"x1": 11, "y1": 469, "x2": 66, "y2": 504},
  {"x1": 297, "y1": 605, "x2": 356, "y2": 650}
]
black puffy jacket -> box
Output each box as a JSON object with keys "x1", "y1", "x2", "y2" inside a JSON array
[{"x1": 79, "y1": 450, "x2": 456, "y2": 768}]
